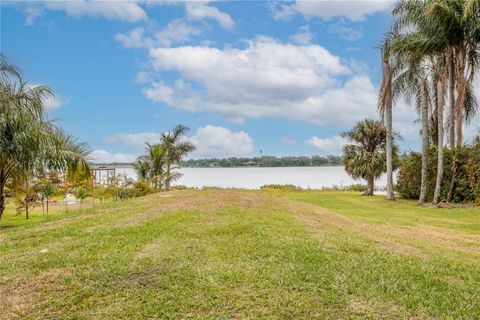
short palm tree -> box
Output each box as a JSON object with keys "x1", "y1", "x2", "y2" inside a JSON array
[
  {"x1": 161, "y1": 125, "x2": 196, "y2": 191},
  {"x1": 0, "y1": 57, "x2": 91, "y2": 219},
  {"x1": 144, "y1": 142, "x2": 167, "y2": 190},
  {"x1": 342, "y1": 119, "x2": 398, "y2": 196},
  {"x1": 133, "y1": 157, "x2": 151, "y2": 182}
]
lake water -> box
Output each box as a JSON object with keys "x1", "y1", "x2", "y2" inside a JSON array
[{"x1": 116, "y1": 166, "x2": 392, "y2": 190}]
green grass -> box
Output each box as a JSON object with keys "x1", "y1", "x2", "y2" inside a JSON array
[{"x1": 1, "y1": 189, "x2": 479, "y2": 319}]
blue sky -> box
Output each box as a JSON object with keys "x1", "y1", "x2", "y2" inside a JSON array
[{"x1": 4, "y1": 0, "x2": 476, "y2": 162}]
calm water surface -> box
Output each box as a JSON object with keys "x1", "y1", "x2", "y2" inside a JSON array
[{"x1": 116, "y1": 166, "x2": 393, "y2": 190}]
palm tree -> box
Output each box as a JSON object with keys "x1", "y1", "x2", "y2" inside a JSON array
[
  {"x1": 133, "y1": 157, "x2": 151, "y2": 182},
  {"x1": 424, "y1": 0, "x2": 479, "y2": 201},
  {"x1": 0, "y1": 57, "x2": 91, "y2": 219},
  {"x1": 388, "y1": 43, "x2": 433, "y2": 203},
  {"x1": 145, "y1": 142, "x2": 167, "y2": 190},
  {"x1": 433, "y1": 55, "x2": 447, "y2": 204},
  {"x1": 342, "y1": 119, "x2": 398, "y2": 196},
  {"x1": 161, "y1": 125, "x2": 196, "y2": 191},
  {"x1": 392, "y1": 0, "x2": 479, "y2": 202},
  {"x1": 379, "y1": 44, "x2": 396, "y2": 201},
  {"x1": 389, "y1": 1, "x2": 432, "y2": 204},
  {"x1": 388, "y1": 0, "x2": 480, "y2": 203}
]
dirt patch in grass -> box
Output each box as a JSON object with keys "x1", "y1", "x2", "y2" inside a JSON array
[
  {"x1": 7, "y1": 206, "x2": 125, "y2": 239},
  {"x1": 347, "y1": 297, "x2": 426, "y2": 319},
  {"x1": 118, "y1": 190, "x2": 269, "y2": 227},
  {"x1": 395, "y1": 225, "x2": 480, "y2": 254},
  {"x1": 0, "y1": 267, "x2": 72, "y2": 319},
  {"x1": 280, "y1": 196, "x2": 479, "y2": 259}
]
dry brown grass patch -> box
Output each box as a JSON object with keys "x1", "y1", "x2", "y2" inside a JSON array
[{"x1": 0, "y1": 268, "x2": 72, "y2": 320}]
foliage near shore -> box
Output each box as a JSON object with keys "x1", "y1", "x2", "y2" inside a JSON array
[
  {"x1": 181, "y1": 155, "x2": 342, "y2": 168},
  {"x1": 398, "y1": 136, "x2": 480, "y2": 203}
]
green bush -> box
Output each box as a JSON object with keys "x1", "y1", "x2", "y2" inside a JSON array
[
  {"x1": 347, "y1": 184, "x2": 368, "y2": 192},
  {"x1": 260, "y1": 184, "x2": 303, "y2": 191},
  {"x1": 132, "y1": 181, "x2": 153, "y2": 197},
  {"x1": 397, "y1": 136, "x2": 480, "y2": 203},
  {"x1": 171, "y1": 185, "x2": 189, "y2": 190},
  {"x1": 118, "y1": 188, "x2": 135, "y2": 200}
]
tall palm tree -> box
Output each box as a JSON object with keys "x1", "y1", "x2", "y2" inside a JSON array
[
  {"x1": 388, "y1": 39, "x2": 433, "y2": 203},
  {"x1": 433, "y1": 56, "x2": 447, "y2": 204},
  {"x1": 0, "y1": 57, "x2": 91, "y2": 219},
  {"x1": 420, "y1": 0, "x2": 479, "y2": 201},
  {"x1": 379, "y1": 44, "x2": 397, "y2": 201},
  {"x1": 423, "y1": 0, "x2": 479, "y2": 201},
  {"x1": 388, "y1": 1, "x2": 434, "y2": 203},
  {"x1": 161, "y1": 125, "x2": 196, "y2": 192},
  {"x1": 419, "y1": 76, "x2": 431, "y2": 203},
  {"x1": 342, "y1": 119, "x2": 398, "y2": 196}
]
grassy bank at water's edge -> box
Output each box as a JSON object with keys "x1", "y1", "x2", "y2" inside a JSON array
[{"x1": 1, "y1": 189, "x2": 479, "y2": 319}]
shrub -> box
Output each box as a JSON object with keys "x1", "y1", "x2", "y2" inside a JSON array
[
  {"x1": 171, "y1": 185, "x2": 188, "y2": 190},
  {"x1": 118, "y1": 188, "x2": 135, "y2": 200},
  {"x1": 347, "y1": 184, "x2": 368, "y2": 192},
  {"x1": 132, "y1": 181, "x2": 153, "y2": 197},
  {"x1": 397, "y1": 136, "x2": 480, "y2": 203},
  {"x1": 260, "y1": 184, "x2": 302, "y2": 191}
]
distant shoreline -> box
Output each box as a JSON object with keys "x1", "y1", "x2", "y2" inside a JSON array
[
  {"x1": 91, "y1": 155, "x2": 343, "y2": 169},
  {"x1": 90, "y1": 163, "x2": 344, "y2": 169}
]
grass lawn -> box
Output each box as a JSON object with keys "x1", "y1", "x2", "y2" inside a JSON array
[{"x1": 0, "y1": 189, "x2": 479, "y2": 319}]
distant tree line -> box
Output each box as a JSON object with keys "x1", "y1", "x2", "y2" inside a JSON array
[{"x1": 180, "y1": 155, "x2": 342, "y2": 168}]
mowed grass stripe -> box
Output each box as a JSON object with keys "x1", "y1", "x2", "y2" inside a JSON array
[{"x1": 1, "y1": 190, "x2": 479, "y2": 319}]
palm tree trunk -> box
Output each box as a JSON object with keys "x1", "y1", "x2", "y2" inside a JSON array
[
  {"x1": 25, "y1": 180, "x2": 29, "y2": 220},
  {"x1": 165, "y1": 161, "x2": 171, "y2": 192},
  {"x1": 419, "y1": 82, "x2": 429, "y2": 204},
  {"x1": 448, "y1": 49, "x2": 455, "y2": 149},
  {"x1": 455, "y1": 101, "x2": 463, "y2": 148},
  {"x1": 433, "y1": 79, "x2": 444, "y2": 204},
  {"x1": 455, "y1": 46, "x2": 466, "y2": 148},
  {"x1": 385, "y1": 93, "x2": 395, "y2": 201},
  {"x1": 0, "y1": 178, "x2": 5, "y2": 220},
  {"x1": 448, "y1": 47, "x2": 467, "y2": 202},
  {"x1": 363, "y1": 175, "x2": 374, "y2": 196}
]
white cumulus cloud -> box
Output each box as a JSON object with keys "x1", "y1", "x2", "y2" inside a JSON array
[
  {"x1": 115, "y1": 27, "x2": 148, "y2": 49},
  {"x1": 185, "y1": 2, "x2": 234, "y2": 30},
  {"x1": 115, "y1": 20, "x2": 201, "y2": 49},
  {"x1": 43, "y1": 95, "x2": 67, "y2": 111},
  {"x1": 268, "y1": 0, "x2": 394, "y2": 21},
  {"x1": 189, "y1": 125, "x2": 254, "y2": 159},
  {"x1": 28, "y1": 84, "x2": 68, "y2": 111},
  {"x1": 104, "y1": 132, "x2": 162, "y2": 149},
  {"x1": 90, "y1": 149, "x2": 136, "y2": 163},
  {"x1": 102, "y1": 125, "x2": 254, "y2": 159},
  {"x1": 155, "y1": 19, "x2": 201, "y2": 47},
  {"x1": 144, "y1": 36, "x2": 377, "y2": 126},
  {"x1": 22, "y1": 0, "x2": 147, "y2": 24},
  {"x1": 289, "y1": 25, "x2": 314, "y2": 45},
  {"x1": 305, "y1": 135, "x2": 347, "y2": 155},
  {"x1": 294, "y1": 0, "x2": 394, "y2": 21}
]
